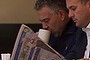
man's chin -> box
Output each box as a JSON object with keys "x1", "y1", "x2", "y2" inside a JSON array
[
  {"x1": 76, "y1": 23, "x2": 81, "y2": 28},
  {"x1": 54, "y1": 33, "x2": 61, "y2": 37},
  {"x1": 52, "y1": 32, "x2": 61, "y2": 37},
  {"x1": 76, "y1": 23, "x2": 86, "y2": 28}
]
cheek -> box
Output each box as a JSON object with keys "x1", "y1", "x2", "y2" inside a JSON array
[
  {"x1": 78, "y1": 9, "x2": 89, "y2": 21},
  {"x1": 75, "y1": 8, "x2": 84, "y2": 20},
  {"x1": 48, "y1": 20, "x2": 57, "y2": 31},
  {"x1": 75, "y1": 9, "x2": 90, "y2": 27},
  {"x1": 53, "y1": 19, "x2": 62, "y2": 31},
  {"x1": 49, "y1": 15, "x2": 61, "y2": 31},
  {"x1": 49, "y1": 21, "x2": 56, "y2": 29},
  {"x1": 75, "y1": 13, "x2": 85, "y2": 26}
]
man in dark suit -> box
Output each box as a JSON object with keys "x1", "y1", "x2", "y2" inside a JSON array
[
  {"x1": 34, "y1": 0, "x2": 87, "y2": 59},
  {"x1": 49, "y1": 19, "x2": 87, "y2": 59},
  {"x1": 66, "y1": 0, "x2": 90, "y2": 59}
]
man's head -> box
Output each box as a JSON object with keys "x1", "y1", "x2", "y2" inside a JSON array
[
  {"x1": 66, "y1": 0, "x2": 90, "y2": 28},
  {"x1": 34, "y1": 0, "x2": 69, "y2": 37}
]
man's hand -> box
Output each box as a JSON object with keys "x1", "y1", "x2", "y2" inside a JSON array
[{"x1": 35, "y1": 32, "x2": 39, "y2": 35}]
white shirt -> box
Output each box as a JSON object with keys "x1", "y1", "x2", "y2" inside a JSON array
[{"x1": 82, "y1": 23, "x2": 90, "y2": 58}]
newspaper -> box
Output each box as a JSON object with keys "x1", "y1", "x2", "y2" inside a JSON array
[{"x1": 11, "y1": 24, "x2": 65, "y2": 60}]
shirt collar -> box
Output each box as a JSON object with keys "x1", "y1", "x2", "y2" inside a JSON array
[
  {"x1": 82, "y1": 23, "x2": 90, "y2": 32},
  {"x1": 86, "y1": 23, "x2": 90, "y2": 28}
]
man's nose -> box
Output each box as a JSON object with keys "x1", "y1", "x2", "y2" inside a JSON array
[
  {"x1": 42, "y1": 24, "x2": 48, "y2": 30},
  {"x1": 69, "y1": 11, "x2": 74, "y2": 18}
]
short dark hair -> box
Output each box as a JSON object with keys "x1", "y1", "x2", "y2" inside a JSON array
[
  {"x1": 80, "y1": 0, "x2": 89, "y2": 4},
  {"x1": 34, "y1": 0, "x2": 69, "y2": 13}
]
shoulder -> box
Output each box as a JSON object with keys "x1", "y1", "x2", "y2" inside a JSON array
[{"x1": 75, "y1": 28, "x2": 87, "y2": 40}]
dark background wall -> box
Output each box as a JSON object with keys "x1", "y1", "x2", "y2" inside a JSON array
[{"x1": 0, "y1": 24, "x2": 42, "y2": 58}]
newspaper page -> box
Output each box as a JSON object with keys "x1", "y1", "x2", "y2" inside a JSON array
[{"x1": 11, "y1": 24, "x2": 65, "y2": 60}]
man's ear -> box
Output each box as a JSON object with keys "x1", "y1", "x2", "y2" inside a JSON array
[
  {"x1": 87, "y1": 0, "x2": 90, "y2": 11},
  {"x1": 89, "y1": 0, "x2": 90, "y2": 8},
  {"x1": 58, "y1": 10, "x2": 66, "y2": 21},
  {"x1": 87, "y1": 0, "x2": 90, "y2": 8}
]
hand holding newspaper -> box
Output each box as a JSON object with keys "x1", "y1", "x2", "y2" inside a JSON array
[{"x1": 11, "y1": 24, "x2": 65, "y2": 60}]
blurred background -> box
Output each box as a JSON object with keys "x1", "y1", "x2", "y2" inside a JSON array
[
  {"x1": 0, "y1": 0, "x2": 39, "y2": 23},
  {"x1": 0, "y1": 0, "x2": 42, "y2": 59}
]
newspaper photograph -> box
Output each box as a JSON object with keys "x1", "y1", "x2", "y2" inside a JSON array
[{"x1": 11, "y1": 24, "x2": 65, "y2": 60}]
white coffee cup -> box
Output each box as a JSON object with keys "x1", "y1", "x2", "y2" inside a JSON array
[
  {"x1": 38, "y1": 29, "x2": 51, "y2": 43},
  {"x1": 1, "y1": 53, "x2": 11, "y2": 60}
]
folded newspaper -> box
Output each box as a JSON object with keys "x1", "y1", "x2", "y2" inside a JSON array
[{"x1": 11, "y1": 24, "x2": 65, "y2": 60}]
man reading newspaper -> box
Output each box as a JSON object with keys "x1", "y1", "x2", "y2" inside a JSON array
[{"x1": 11, "y1": 24, "x2": 65, "y2": 60}]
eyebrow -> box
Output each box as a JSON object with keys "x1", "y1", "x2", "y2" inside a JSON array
[
  {"x1": 40, "y1": 19, "x2": 46, "y2": 22},
  {"x1": 40, "y1": 16, "x2": 48, "y2": 22},
  {"x1": 68, "y1": 6, "x2": 74, "y2": 9}
]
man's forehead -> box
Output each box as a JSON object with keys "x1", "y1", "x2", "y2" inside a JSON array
[
  {"x1": 66, "y1": 0, "x2": 79, "y2": 4},
  {"x1": 66, "y1": 0, "x2": 79, "y2": 8}
]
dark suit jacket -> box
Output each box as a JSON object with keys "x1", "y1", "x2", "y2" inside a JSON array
[{"x1": 49, "y1": 20, "x2": 87, "y2": 60}]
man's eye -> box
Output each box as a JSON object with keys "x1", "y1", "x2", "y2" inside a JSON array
[
  {"x1": 71, "y1": 7, "x2": 76, "y2": 11},
  {"x1": 72, "y1": 8, "x2": 76, "y2": 11},
  {"x1": 41, "y1": 18, "x2": 49, "y2": 23},
  {"x1": 44, "y1": 19, "x2": 48, "y2": 22}
]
